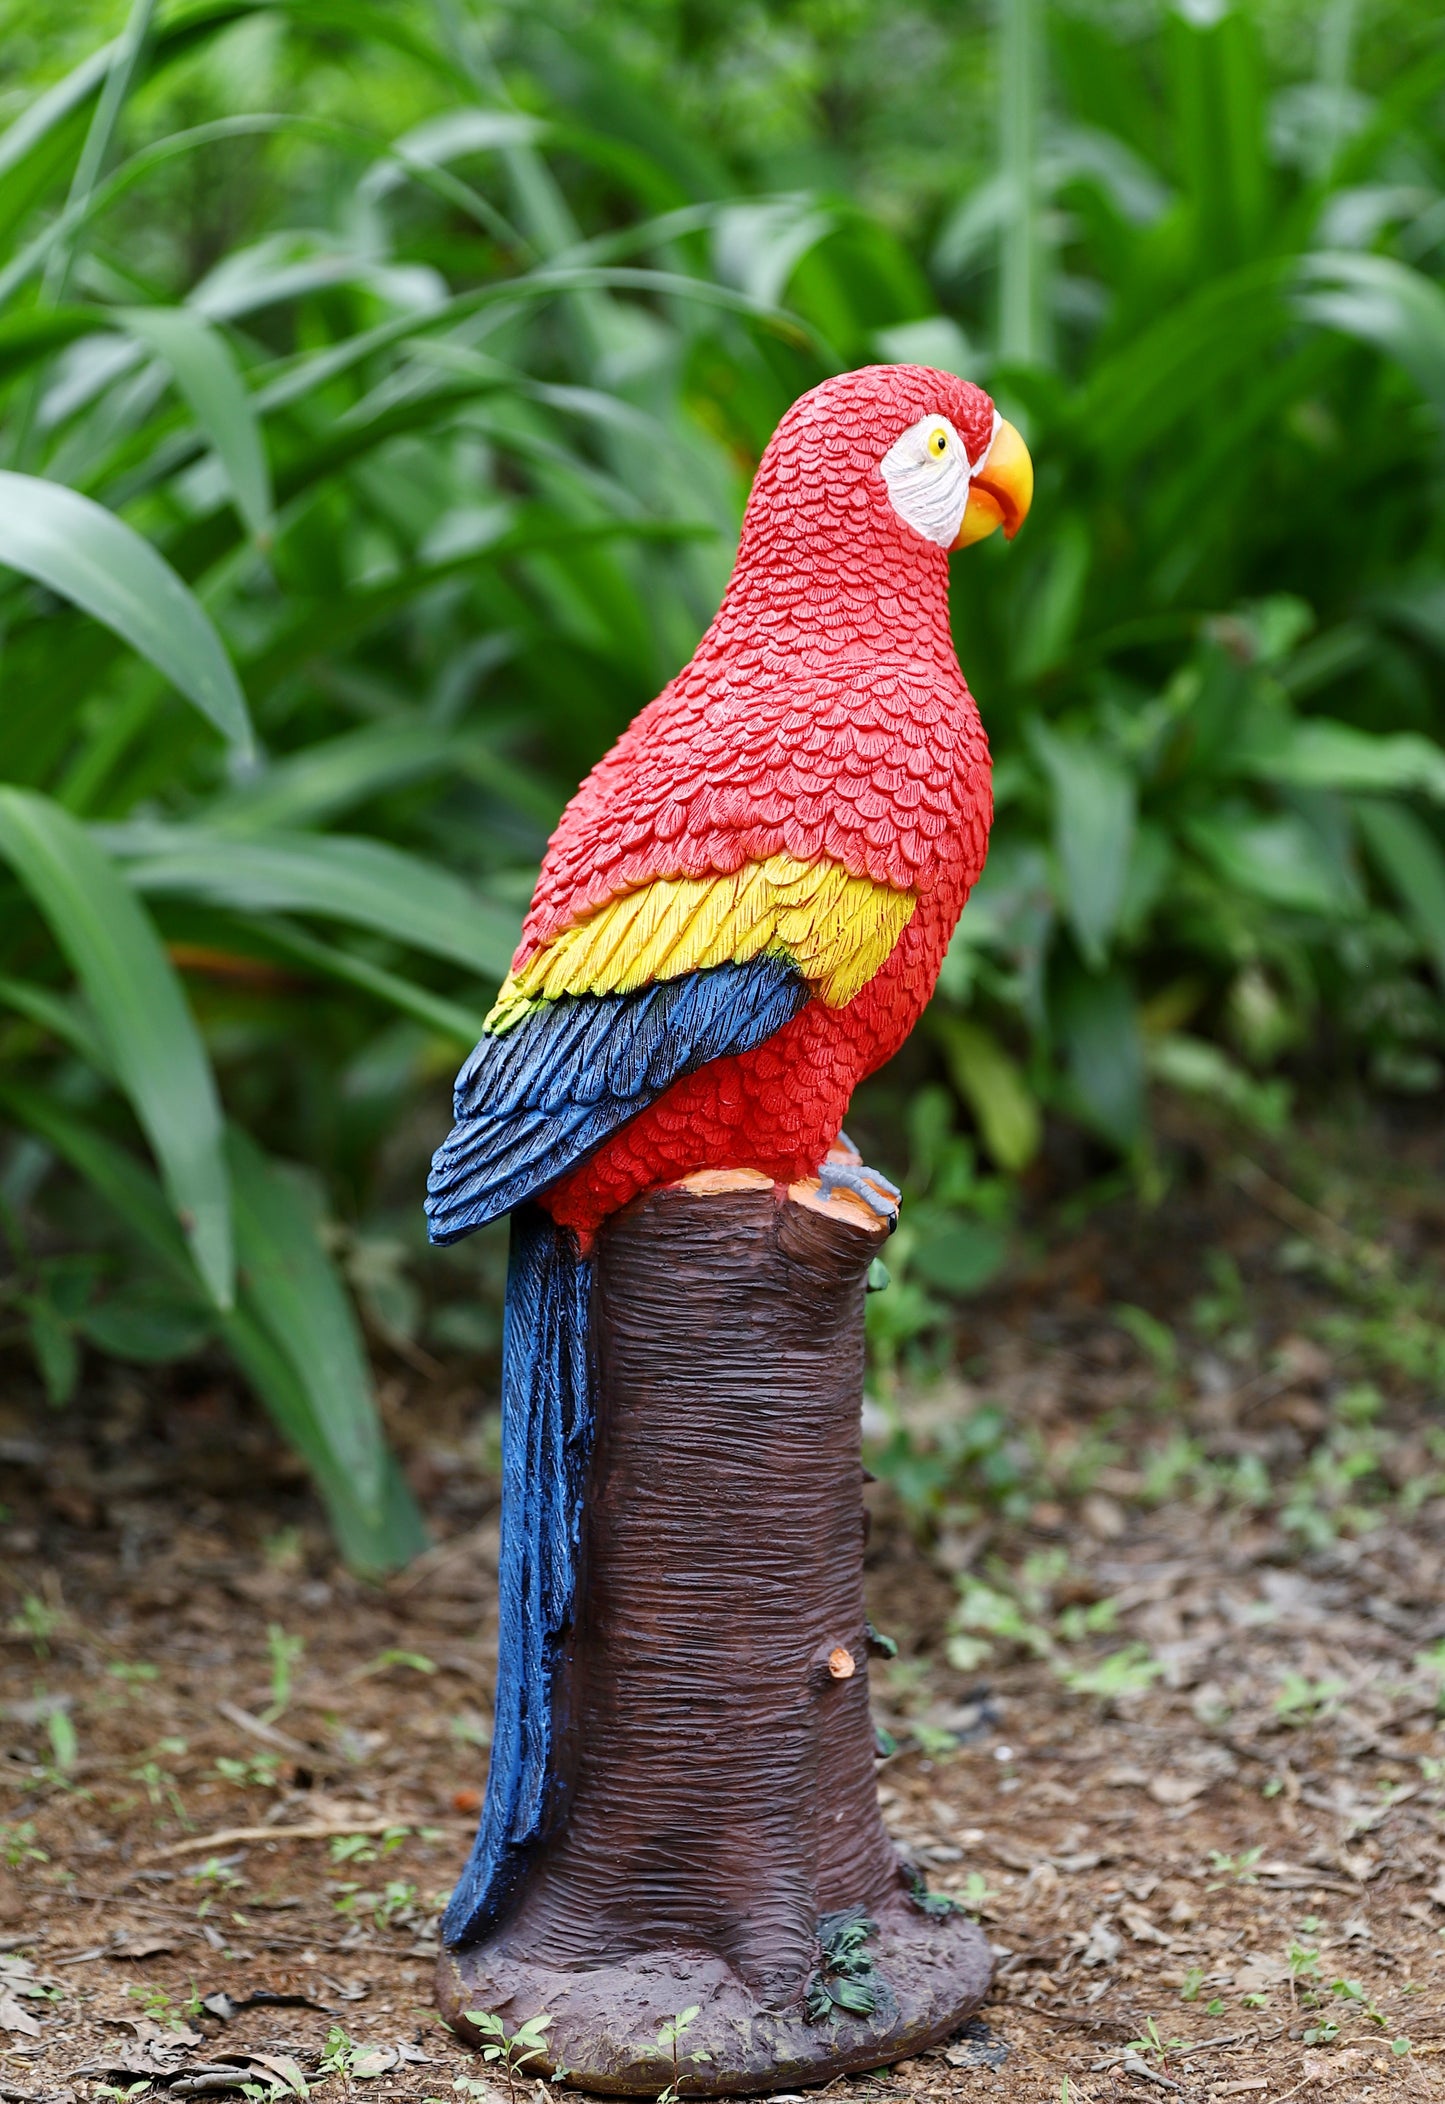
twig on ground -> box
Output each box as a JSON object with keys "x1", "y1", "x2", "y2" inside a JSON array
[{"x1": 151, "y1": 1816, "x2": 419, "y2": 1858}]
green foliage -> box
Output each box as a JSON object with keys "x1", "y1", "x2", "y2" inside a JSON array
[
  {"x1": 804, "y1": 1909, "x2": 879, "y2": 2023},
  {"x1": 2, "y1": 0, "x2": 1444, "y2": 1560},
  {"x1": 463, "y1": 2010, "x2": 557, "y2": 2100},
  {"x1": 654, "y1": 2005, "x2": 710, "y2": 2104}
]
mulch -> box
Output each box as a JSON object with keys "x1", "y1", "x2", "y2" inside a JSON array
[{"x1": 2, "y1": 1107, "x2": 1442, "y2": 2102}]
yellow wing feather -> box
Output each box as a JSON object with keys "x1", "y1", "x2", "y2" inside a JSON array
[{"x1": 487, "y1": 854, "x2": 915, "y2": 1033}]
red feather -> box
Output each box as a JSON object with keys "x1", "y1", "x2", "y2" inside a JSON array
[{"x1": 518, "y1": 365, "x2": 998, "y2": 1237}]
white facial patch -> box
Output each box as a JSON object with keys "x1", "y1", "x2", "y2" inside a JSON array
[{"x1": 880, "y1": 412, "x2": 983, "y2": 546}]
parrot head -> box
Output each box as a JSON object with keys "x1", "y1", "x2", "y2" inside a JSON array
[
  {"x1": 878, "y1": 379, "x2": 1033, "y2": 551},
  {"x1": 731, "y1": 363, "x2": 1032, "y2": 586}
]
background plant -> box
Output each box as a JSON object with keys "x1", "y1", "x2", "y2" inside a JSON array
[{"x1": 2, "y1": 0, "x2": 1443, "y2": 1563}]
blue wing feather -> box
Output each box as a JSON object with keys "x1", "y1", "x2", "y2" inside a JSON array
[
  {"x1": 431, "y1": 956, "x2": 809, "y2": 1945},
  {"x1": 425, "y1": 958, "x2": 808, "y2": 1243}
]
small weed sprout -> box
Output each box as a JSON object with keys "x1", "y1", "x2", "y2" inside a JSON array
[
  {"x1": 44, "y1": 1706, "x2": 77, "y2": 1778},
  {"x1": 654, "y1": 2004, "x2": 712, "y2": 2103},
  {"x1": 1274, "y1": 1672, "x2": 1345, "y2": 1723},
  {"x1": 1057, "y1": 1643, "x2": 1164, "y2": 1703},
  {"x1": 263, "y1": 1623, "x2": 304, "y2": 1721},
  {"x1": 464, "y1": 2010, "x2": 555, "y2": 2102},
  {"x1": 8, "y1": 1594, "x2": 59, "y2": 1657},
  {"x1": 107, "y1": 1661, "x2": 159, "y2": 1686},
  {"x1": 358, "y1": 1648, "x2": 437, "y2": 1677},
  {"x1": 1125, "y1": 2016, "x2": 1187, "y2": 2064},
  {"x1": 125, "y1": 1982, "x2": 191, "y2": 2033},
  {"x1": 2, "y1": 1820, "x2": 48, "y2": 1867},
  {"x1": 1206, "y1": 1846, "x2": 1263, "y2": 1887},
  {"x1": 318, "y1": 2027, "x2": 357, "y2": 2074},
  {"x1": 960, "y1": 1869, "x2": 994, "y2": 1918},
  {"x1": 190, "y1": 1855, "x2": 245, "y2": 1917},
  {"x1": 214, "y1": 1751, "x2": 282, "y2": 1790},
  {"x1": 130, "y1": 1756, "x2": 187, "y2": 1826}
]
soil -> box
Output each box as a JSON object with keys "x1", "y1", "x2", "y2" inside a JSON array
[{"x1": 2, "y1": 1105, "x2": 1443, "y2": 2103}]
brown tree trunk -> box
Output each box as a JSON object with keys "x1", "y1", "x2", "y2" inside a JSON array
[{"x1": 436, "y1": 1180, "x2": 991, "y2": 2094}]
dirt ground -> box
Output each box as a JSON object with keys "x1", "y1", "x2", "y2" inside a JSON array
[{"x1": 2, "y1": 1107, "x2": 1443, "y2": 2103}]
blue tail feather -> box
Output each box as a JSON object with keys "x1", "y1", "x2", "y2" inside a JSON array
[{"x1": 441, "y1": 1206, "x2": 594, "y2": 1946}]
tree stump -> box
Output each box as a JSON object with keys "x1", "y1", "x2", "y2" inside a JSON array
[{"x1": 436, "y1": 1178, "x2": 992, "y2": 2093}]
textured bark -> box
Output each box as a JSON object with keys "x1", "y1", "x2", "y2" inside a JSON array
[
  {"x1": 438, "y1": 1182, "x2": 992, "y2": 2092},
  {"x1": 505, "y1": 1182, "x2": 897, "y2": 1981}
]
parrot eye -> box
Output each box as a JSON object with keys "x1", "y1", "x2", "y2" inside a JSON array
[{"x1": 880, "y1": 411, "x2": 972, "y2": 547}]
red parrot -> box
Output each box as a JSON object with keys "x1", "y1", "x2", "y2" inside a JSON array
[{"x1": 427, "y1": 364, "x2": 1032, "y2": 1944}]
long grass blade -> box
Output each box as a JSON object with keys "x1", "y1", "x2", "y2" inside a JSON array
[
  {"x1": 109, "y1": 825, "x2": 520, "y2": 979},
  {"x1": 118, "y1": 306, "x2": 273, "y2": 539},
  {"x1": 0, "y1": 472, "x2": 252, "y2": 748},
  {"x1": 0, "y1": 788, "x2": 234, "y2": 1308}
]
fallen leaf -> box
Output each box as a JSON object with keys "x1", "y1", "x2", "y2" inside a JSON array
[
  {"x1": 104, "y1": 2015, "x2": 203, "y2": 2047},
  {"x1": 0, "y1": 1991, "x2": 40, "y2": 2039},
  {"x1": 1082, "y1": 1918, "x2": 1122, "y2": 1966},
  {"x1": 173, "y1": 2073, "x2": 267, "y2": 2098},
  {"x1": 229, "y1": 2053, "x2": 310, "y2": 2095},
  {"x1": 349, "y1": 2045, "x2": 397, "y2": 2078},
  {"x1": 1233, "y1": 1955, "x2": 1287, "y2": 1994},
  {"x1": 1147, "y1": 1771, "x2": 1211, "y2": 1807},
  {"x1": 1118, "y1": 1903, "x2": 1172, "y2": 1947},
  {"x1": 108, "y1": 1933, "x2": 176, "y2": 1960},
  {"x1": 940, "y1": 2019, "x2": 1008, "y2": 2071}
]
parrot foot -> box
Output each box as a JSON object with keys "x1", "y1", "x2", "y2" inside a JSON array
[{"x1": 817, "y1": 1160, "x2": 901, "y2": 1227}]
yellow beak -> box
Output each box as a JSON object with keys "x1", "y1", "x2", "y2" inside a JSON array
[{"x1": 952, "y1": 418, "x2": 1033, "y2": 549}]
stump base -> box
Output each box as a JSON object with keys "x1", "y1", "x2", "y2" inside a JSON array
[{"x1": 436, "y1": 1900, "x2": 992, "y2": 2096}]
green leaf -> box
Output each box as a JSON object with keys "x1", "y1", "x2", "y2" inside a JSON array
[
  {"x1": 0, "y1": 972, "x2": 105, "y2": 1070},
  {"x1": 222, "y1": 1300, "x2": 426, "y2": 1576},
  {"x1": 1185, "y1": 809, "x2": 1361, "y2": 915},
  {"x1": 117, "y1": 306, "x2": 273, "y2": 540},
  {"x1": 80, "y1": 1283, "x2": 214, "y2": 1362},
  {"x1": 0, "y1": 1081, "x2": 188, "y2": 1275},
  {"x1": 1031, "y1": 723, "x2": 1137, "y2": 967},
  {"x1": 1298, "y1": 252, "x2": 1445, "y2": 420},
  {"x1": 1148, "y1": 1034, "x2": 1291, "y2": 1135},
  {"x1": 0, "y1": 1086, "x2": 423, "y2": 1573},
  {"x1": 0, "y1": 472, "x2": 252, "y2": 750},
  {"x1": 1355, "y1": 798, "x2": 1445, "y2": 993},
  {"x1": 0, "y1": 789, "x2": 233, "y2": 1308},
  {"x1": 110, "y1": 825, "x2": 520, "y2": 979},
  {"x1": 910, "y1": 1218, "x2": 1009, "y2": 1298},
  {"x1": 1054, "y1": 965, "x2": 1144, "y2": 1152},
  {"x1": 0, "y1": 306, "x2": 104, "y2": 385},
  {"x1": 243, "y1": 917, "x2": 489, "y2": 1045},
  {"x1": 224, "y1": 1127, "x2": 386, "y2": 1523},
  {"x1": 1248, "y1": 720, "x2": 1445, "y2": 803},
  {"x1": 202, "y1": 719, "x2": 526, "y2": 835},
  {"x1": 930, "y1": 1015, "x2": 1042, "y2": 1171},
  {"x1": 26, "y1": 1296, "x2": 80, "y2": 1407}
]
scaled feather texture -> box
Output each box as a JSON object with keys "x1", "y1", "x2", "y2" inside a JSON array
[{"x1": 428, "y1": 365, "x2": 1006, "y2": 1943}]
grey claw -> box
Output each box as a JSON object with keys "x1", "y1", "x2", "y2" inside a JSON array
[{"x1": 817, "y1": 1162, "x2": 901, "y2": 1223}]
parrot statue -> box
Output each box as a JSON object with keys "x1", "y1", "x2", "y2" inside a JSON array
[{"x1": 426, "y1": 363, "x2": 1032, "y2": 1944}]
